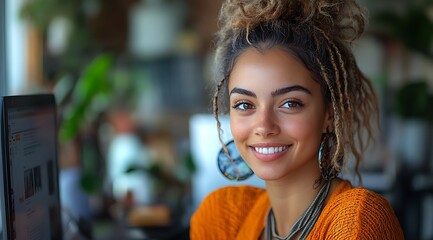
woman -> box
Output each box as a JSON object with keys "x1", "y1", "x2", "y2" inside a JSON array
[{"x1": 191, "y1": 0, "x2": 404, "y2": 239}]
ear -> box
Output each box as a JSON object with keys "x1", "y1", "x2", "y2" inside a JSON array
[{"x1": 322, "y1": 105, "x2": 334, "y2": 133}]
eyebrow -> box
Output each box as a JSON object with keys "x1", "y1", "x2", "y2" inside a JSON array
[
  {"x1": 271, "y1": 85, "x2": 312, "y2": 97},
  {"x1": 229, "y1": 85, "x2": 312, "y2": 98},
  {"x1": 230, "y1": 88, "x2": 257, "y2": 98}
]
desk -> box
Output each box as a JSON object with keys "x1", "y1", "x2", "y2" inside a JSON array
[{"x1": 93, "y1": 217, "x2": 189, "y2": 240}]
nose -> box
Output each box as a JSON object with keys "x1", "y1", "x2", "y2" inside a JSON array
[{"x1": 253, "y1": 108, "x2": 280, "y2": 138}]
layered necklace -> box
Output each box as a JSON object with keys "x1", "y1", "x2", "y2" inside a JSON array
[{"x1": 264, "y1": 180, "x2": 331, "y2": 240}]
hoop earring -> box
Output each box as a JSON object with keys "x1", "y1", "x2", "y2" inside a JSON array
[
  {"x1": 318, "y1": 133, "x2": 340, "y2": 181},
  {"x1": 217, "y1": 140, "x2": 253, "y2": 181}
]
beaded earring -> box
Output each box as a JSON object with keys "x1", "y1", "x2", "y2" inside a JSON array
[{"x1": 217, "y1": 140, "x2": 253, "y2": 181}]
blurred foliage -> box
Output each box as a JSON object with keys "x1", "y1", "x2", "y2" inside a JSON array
[
  {"x1": 125, "y1": 156, "x2": 195, "y2": 215},
  {"x1": 81, "y1": 138, "x2": 103, "y2": 193},
  {"x1": 56, "y1": 54, "x2": 114, "y2": 194},
  {"x1": 19, "y1": 0, "x2": 196, "y2": 198},
  {"x1": 56, "y1": 53, "x2": 149, "y2": 194},
  {"x1": 59, "y1": 54, "x2": 113, "y2": 142},
  {"x1": 125, "y1": 152, "x2": 197, "y2": 187},
  {"x1": 372, "y1": 0, "x2": 433, "y2": 58},
  {"x1": 20, "y1": 0, "x2": 117, "y2": 195},
  {"x1": 20, "y1": 0, "x2": 98, "y2": 30},
  {"x1": 20, "y1": 0, "x2": 100, "y2": 73},
  {"x1": 395, "y1": 81, "x2": 433, "y2": 121},
  {"x1": 372, "y1": 1, "x2": 433, "y2": 123}
]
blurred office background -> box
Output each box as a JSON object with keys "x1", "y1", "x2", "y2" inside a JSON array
[{"x1": 1, "y1": 0, "x2": 433, "y2": 239}]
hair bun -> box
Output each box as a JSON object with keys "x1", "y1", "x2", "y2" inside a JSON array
[{"x1": 219, "y1": 0, "x2": 367, "y2": 44}]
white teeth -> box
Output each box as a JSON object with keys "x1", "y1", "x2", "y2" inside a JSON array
[{"x1": 254, "y1": 146, "x2": 288, "y2": 155}]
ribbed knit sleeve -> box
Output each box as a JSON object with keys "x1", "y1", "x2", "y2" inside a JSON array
[
  {"x1": 309, "y1": 186, "x2": 404, "y2": 240},
  {"x1": 190, "y1": 186, "x2": 265, "y2": 240}
]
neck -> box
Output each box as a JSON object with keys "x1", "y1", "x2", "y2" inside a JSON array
[{"x1": 265, "y1": 164, "x2": 323, "y2": 237}]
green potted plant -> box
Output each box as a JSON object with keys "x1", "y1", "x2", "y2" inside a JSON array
[
  {"x1": 370, "y1": 0, "x2": 433, "y2": 169},
  {"x1": 393, "y1": 80, "x2": 433, "y2": 169},
  {"x1": 56, "y1": 53, "x2": 114, "y2": 194},
  {"x1": 372, "y1": 1, "x2": 433, "y2": 59},
  {"x1": 394, "y1": 81, "x2": 431, "y2": 120}
]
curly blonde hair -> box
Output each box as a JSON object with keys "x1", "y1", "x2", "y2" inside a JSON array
[{"x1": 212, "y1": 0, "x2": 378, "y2": 181}]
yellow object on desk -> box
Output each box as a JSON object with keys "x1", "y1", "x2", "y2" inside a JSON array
[{"x1": 127, "y1": 205, "x2": 171, "y2": 227}]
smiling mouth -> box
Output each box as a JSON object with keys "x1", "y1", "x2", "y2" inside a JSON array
[{"x1": 253, "y1": 146, "x2": 289, "y2": 155}]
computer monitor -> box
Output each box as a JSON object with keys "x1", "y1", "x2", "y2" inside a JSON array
[{"x1": 0, "y1": 94, "x2": 62, "y2": 240}]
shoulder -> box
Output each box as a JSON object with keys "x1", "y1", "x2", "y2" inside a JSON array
[
  {"x1": 204, "y1": 185, "x2": 266, "y2": 205},
  {"x1": 193, "y1": 185, "x2": 266, "y2": 218},
  {"x1": 315, "y1": 181, "x2": 404, "y2": 239},
  {"x1": 331, "y1": 184, "x2": 390, "y2": 208},
  {"x1": 190, "y1": 186, "x2": 266, "y2": 240}
]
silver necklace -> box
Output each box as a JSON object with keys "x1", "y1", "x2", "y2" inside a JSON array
[{"x1": 264, "y1": 180, "x2": 331, "y2": 240}]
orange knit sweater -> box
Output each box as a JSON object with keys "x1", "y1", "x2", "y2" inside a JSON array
[{"x1": 190, "y1": 180, "x2": 404, "y2": 239}]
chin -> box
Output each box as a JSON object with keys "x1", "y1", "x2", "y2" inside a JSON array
[{"x1": 252, "y1": 169, "x2": 285, "y2": 181}]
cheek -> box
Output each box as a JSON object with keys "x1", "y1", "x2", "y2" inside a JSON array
[
  {"x1": 284, "y1": 117, "x2": 323, "y2": 159},
  {"x1": 283, "y1": 114, "x2": 323, "y2": 140},
  {"x1": 230, "y1": 117, "x2": 250, "y2": 141}
]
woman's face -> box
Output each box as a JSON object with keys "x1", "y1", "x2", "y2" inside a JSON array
[{"x1": 228, "y1": 47, "x2": 332, "y2": 181}]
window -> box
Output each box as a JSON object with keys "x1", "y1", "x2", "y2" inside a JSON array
[
  {"x1": 1, "y1": 0, "x2": 27, "y2": 96},
  {"x1": 0, "y1": 0, "x2": 6, "y2": 96}
]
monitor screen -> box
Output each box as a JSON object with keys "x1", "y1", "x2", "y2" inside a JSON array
[{"x1": 0, "y1": 94, "x2": 62, "y2": 240}]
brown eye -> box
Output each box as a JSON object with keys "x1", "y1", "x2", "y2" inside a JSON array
[
  {"x1": 232, "y1": 101, "x2": 255, "y2": 111},
  {"x1": 281, "y1": 100, "x2": 303, "y2": 109}
]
